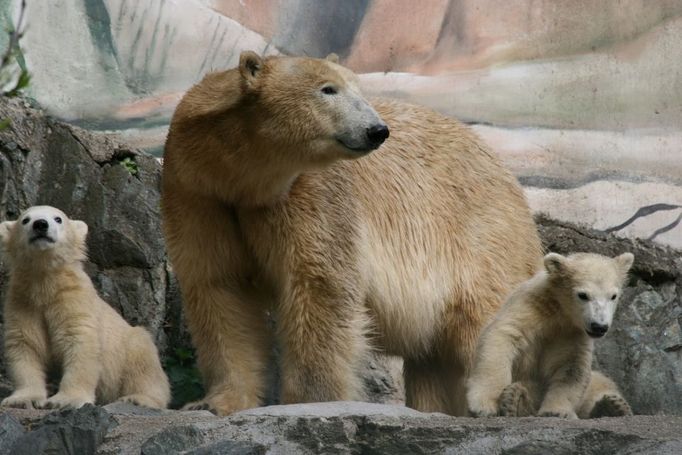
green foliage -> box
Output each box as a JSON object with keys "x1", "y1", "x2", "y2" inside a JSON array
[
  {"x1": 163, "y1": 347, "x2": 204, "y2": 409},
  {"x1": 0, "y1": 0, "x2": 30, "y2": 130},
  {"x1": 120, "y1": 156, "x2": 139, "y2": 176}
]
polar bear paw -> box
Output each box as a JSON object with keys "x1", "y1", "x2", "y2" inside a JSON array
[
  {"x1": 589, "y1": 394, "x2": 633, "y2": 418},
  {"x1": 498, "y1": 382, "x2": 534, "y2": 417}
]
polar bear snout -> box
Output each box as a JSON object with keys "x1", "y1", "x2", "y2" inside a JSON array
[
  {"x1": 336, "y1": 120, "x2": 389, "y2": 154},
  {"x1": 365, "y1": 123, "x2": 390, "y2": 149},
  {"x1": 587, "y1": 322, "x2": 609, "y2": 338},
  {"x1": 32, "y1": 219, "x2": 49, "y2": 233},
  {"x1": 29, "y1": 218, "x2": 57, "y2": 245}
]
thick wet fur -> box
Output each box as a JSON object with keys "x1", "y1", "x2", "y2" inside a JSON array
[
  {"x1": 467, "y1": 252, "x2": 634, "y2": 419},
  {"x1": 0, "y1": 206, "x2": 170, "y2": 410},
  {"x1": 161, "y1": 52, "x2": 542, "y2": 416}
]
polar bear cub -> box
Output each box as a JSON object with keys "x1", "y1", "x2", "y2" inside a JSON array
[
  {"x1": 467, "y1": 252, "x2": 634, "y2": 419},
  {"x1": 0, "y1": 206, "x2": 170, "y2": 409}
]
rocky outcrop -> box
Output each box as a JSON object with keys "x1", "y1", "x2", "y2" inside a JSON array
[{"x1": 3, "y1": 402, "x2": 682, "y2": 455}]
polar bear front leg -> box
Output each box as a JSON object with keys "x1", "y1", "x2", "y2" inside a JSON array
[
  {"x1": 466, "y1": 323, "x2": 522, "y2": 417},
  {"x1": 39, "y1": 303, "x2": 100, "y2": 409},
  {"x1": 538, "y1": 351, "x2": 591, "y2": 419},
  {"x1": 180, "y1": 284, "x2": 270, "y2": 416},
  {"x1": 278, "y1": 278, "x2": 368, "y2": 404},
  {"x1": 2, "y1": 340, "x2": 48, "y2": 409},
  {"x1": 1, "y1": 307, "x2": 49, "y2": 408}
]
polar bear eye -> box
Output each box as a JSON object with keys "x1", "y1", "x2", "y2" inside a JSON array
[
  {"x1": 611, "y1": 293, "x2": 617, "y2": 300},
  {"x1": 577, "y1": 292, "x2": 590, "y2": 301},
  {"x1": 21, "y1": 217, "x2": 30, "y2": 225},
  {"x1": 321, "y1": 85, "x2": 337, "y2": 95},
  {"x1": 54, "y1": 217, "x2": 62, "y2": 224}
]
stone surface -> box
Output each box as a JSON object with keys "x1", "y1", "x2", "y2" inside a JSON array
[
  {"x1": 0, "y1": 412, "x2": 24, "y2": 453},
  {"x1": 3, "y1": 403, "x2": 682, "y2": 455},
  {"x1": 8, "y1": 404, "x2": 115, "y2": 455}
]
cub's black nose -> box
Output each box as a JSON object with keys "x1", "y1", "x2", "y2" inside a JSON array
[
  {"x1": 589, "y1": 323, "x2": 608, "y2": 336},
  {"x1": 366, "y1": 124, "x2": 390, "y2": 148},
  {"x1": 33, "y1": 219, "x2": 49, "y2": 232}
]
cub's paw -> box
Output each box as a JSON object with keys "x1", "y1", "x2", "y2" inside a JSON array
[
  {"x1": 498, "y1": 382, "x2": 533, "y2": 417},
  {"x1": 1, "y1": 391, "x2": 46, "y2": 409},
  {"x1": 467, "y1": 395, "x2": 500, "y2": 417},
  {"x1": 39, "y1": 392, "x2": 93, "y2": 409},
  {"x1": 181, "y1": 393, "x2": 254, "y2": 417},
  {"x1": 589, "y1": 394, "x2": 633, "y2": 418},
  {"x1": 538, "y1": 408, "x2": 578, "y2": 419},
  {"x1": 181, "y1": 399, "x2": 220, "y2": 415},
  {"x1": 117, "y1": 394, "x2": 164, "y2": 409}
]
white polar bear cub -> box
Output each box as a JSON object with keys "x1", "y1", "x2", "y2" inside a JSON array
[
  {"x1": 467, "y1": 252, "x2": 634, "y2": 419},
  {"x1": 0, "y1": 206, "x2": 170, "y2": 409}
]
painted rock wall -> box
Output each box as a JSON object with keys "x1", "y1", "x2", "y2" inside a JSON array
[{"x1": 2, "y1": 0, "x2": 680, "y2": 248}]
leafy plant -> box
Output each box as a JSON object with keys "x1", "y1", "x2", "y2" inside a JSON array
[
  {"x1": 120, "y1": 156, "x2": 139, "y2": 176},
  {"x1": 163, "y1": 347, "x2": 204, "y2": 409}
]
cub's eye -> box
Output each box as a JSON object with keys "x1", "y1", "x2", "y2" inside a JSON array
[
  {"x1": 54, "y1": 217, "x2": 62, "y2": 224},
  {"x1": 21, "y1": 217, "x2": 29, "y2": 225},
  {"x1": 611, "y1": 293, "x2": 617, "y2": 300},
  {"x1": 577, "y1": 292, "x2": 590, "y2": 301},
  {"x1": 321, "y1": 86, "x2": 337, "y2": 95}
]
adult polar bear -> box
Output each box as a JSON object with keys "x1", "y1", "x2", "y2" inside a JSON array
[{"x1": 162, "y1": 51, "x2": 542, "y2": 416}]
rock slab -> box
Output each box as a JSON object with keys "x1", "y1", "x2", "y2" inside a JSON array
[{"x1": 3, "y1": 402, "x2": 682, "y2": 454}]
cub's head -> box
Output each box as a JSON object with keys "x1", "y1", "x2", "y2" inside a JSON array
[
  {"x1": 0, "y1": 206, "x2": 88, "y2": 267},
  {"x1": 544, "y1": 252, "x2": 634, "y2": 338}
]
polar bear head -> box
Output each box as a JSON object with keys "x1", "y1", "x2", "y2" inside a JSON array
[
  {"x1": 544, "y1": 252, "x2": 634, "y2": 338},
  {"x1": 0, "y1": 205, "x2": 88, "y2": 267}
]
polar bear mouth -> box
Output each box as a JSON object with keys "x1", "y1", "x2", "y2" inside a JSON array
[
  {"x1": 335, "y1": 139, "x2": 374, "y2": 154},
  {"x1": 586, "y1": 329, "x2": 606, "y2": 338},
  {"x1": 29, "y1": 234, "x2": 55, "y2": 244}
]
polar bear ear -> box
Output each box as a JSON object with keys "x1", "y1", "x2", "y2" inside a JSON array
[
  {"x1": 325, "y1": 53, "x2": 340, "y2": 64},
  {"x1": 70, "y1": 220, "x2": 89, "y2": 240},
  {"x1": 614, "y1": 252, "x2": 634, "y2": 274},
  {"x1": 544, "y1": 252, "x2": 569, "y2": 275},
  {"x1": 0, "y1": 220, "x2": 15, "y2": 245},
  {"x1": 239, "y1": 51, "x2": 263, "y2": 87}
]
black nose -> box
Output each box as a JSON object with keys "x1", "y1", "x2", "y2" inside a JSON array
[
  {"x1": 32, "y1": 219, "x2": 49, "y2": 232},
  {"x1": 589, "y1": 323, "x2": 609, "y2": 336},
  {"x1": 366, "y1": 124, "x2": 389, "y2": 148}
]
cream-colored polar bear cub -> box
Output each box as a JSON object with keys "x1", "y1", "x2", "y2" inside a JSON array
[
  {"x1": 467, "y1": 252, "x2": 634, "y2": 419},
  {"x1": 0, "y1": 206, "x2": 170, "y2": 409}
]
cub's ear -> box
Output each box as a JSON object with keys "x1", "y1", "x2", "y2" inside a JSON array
[
  {"x1": 325, "y1": 53, "x2": 340, "y2": 64},
  {"x1": 544, "y1": 252, "x2": 569, "y2": 275},
  {"x1": 614, "y1": 252, "x2": 634, "y2": 274},
  {"x1": 0, "y1": 220, "x2": 15, "y2": 244},
  {"x1": 239, "y1": 51, "x2": 263, "y2": 87},
  {"x1": 71, "y1": 220, "x2": 89, "y2": 240}
]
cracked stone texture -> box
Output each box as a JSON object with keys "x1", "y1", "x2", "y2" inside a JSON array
[{"x1": 3, "y1": 403, "x2": 682, "y2": 454}]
